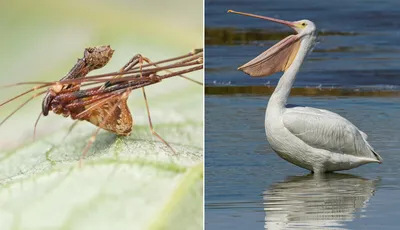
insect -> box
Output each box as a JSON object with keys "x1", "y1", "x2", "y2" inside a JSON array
[{"x1": 0, "y1": 45, "x2": 203, "y2": 159}]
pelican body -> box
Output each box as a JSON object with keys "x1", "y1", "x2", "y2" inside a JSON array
[{"x1": 228, "y1": 10, "x2": 382, "y2": 173}]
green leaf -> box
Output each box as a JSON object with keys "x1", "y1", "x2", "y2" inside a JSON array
[{"x1": 0, "y1": 116, "x2": 203, "y2": 229}]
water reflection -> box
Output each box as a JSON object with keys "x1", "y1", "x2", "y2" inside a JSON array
[{"x1": 263, "y1": 173, "x2": 379, "y2": 230}]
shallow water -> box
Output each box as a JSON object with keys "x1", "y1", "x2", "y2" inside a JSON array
[{"x1": 205, "y1": 95, "x2": 400, "y2": 229}]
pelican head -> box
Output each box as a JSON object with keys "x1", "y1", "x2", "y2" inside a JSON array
[{"x1": 292, "y1": 19, "x2": 316, "y2": 35}]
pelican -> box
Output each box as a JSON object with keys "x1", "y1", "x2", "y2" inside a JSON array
[{"x1": 228, "y1": 10, "x2": 383, "y2": 173}]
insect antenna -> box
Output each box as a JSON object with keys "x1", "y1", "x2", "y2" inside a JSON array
[
  {"x1": 0, "y1": 87, "x2": 41, "y2": 107},
  {"x1": 0, "y1": 90, "x2": 47, "y2": 126}
]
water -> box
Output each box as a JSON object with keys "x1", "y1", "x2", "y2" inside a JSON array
[
  {"x1": 205, "y1": 96, "x2": 400, "y2": 229},
  {"x1": 205, "y1": 0, "x2": 400, "y2": 88},
  {"x1": 205, "y1": 0, "x2": 400, "y2": 229}
]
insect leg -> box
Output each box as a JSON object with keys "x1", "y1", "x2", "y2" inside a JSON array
[
  {"x1": 141, "y1": 87, "x2": 176, "y2": 154},
  {"x1": 100, "y1": 55, "x2": 143, "y2": 90},
  {"x1": 141, "y1": 55, "x2": 202, "y2": 85},
  {"x1": 62, "y1": 120, "x2": 80, "y2": 141},
  {"x1": 121, "y1": 55, "x2": 142, "y2": 72},
  {"x1": 79, "y1": 92, "x2": 127, "y2": 164},
  {"x1": 133, "y1": 57, "x2": 177, "y2": 154},
  {"x1": 33, "y1": 112, "x2": 42, "y2": 141}
]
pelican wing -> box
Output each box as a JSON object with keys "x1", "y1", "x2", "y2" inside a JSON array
[
  {"x1": 239, "y1": 35, "x2": 300, "y2": 77},
  {"x1": 282, "y1": 106, "x2": 382, "y2": 161}
]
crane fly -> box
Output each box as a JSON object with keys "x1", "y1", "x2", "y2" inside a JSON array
[{"x1": 0, "y1": 45, "x2": 203, "y2": 160}]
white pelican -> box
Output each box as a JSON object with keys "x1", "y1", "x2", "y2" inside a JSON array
[{"x1": 228, "y1": 10, "x2": 383, "y2": 173}]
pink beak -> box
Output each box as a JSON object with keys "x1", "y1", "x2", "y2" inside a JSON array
[{"x1": 227, "y1": 10, "x2": 297, "y2": 31}]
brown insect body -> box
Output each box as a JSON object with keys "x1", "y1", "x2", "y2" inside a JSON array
[
  {"x1": 1, "y1": 45, "x2": 203, "y2": 157},
  {"x1": 84, "y1": 96, "x2": 133, "y2": 136},
  {"x1": 48, "y1": 76, "x2": 161, "y2": 135},
  {"x1": 42, "y1": 45, "x2": 115, "y2": 116}
]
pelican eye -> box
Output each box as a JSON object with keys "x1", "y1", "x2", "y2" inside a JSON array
[{"x1": 301, "y1": 22, "x2": 306, "y2": 26}]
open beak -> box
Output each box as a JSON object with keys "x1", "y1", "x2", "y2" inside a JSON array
[
  {"x1": 227, "y1": 10, "x2": 297, "y2": 31},
  {"x1": 227, "y1": 10, "x2": 302, "y2": 77}
]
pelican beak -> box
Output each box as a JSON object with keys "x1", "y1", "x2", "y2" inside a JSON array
[{"x1": 227, "y1": 10, "x2": 297, "y2": 31}]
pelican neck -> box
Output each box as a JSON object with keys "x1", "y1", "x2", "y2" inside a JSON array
[{"x1": 270, "y1": 34, "x2": 315, "y2": 108}]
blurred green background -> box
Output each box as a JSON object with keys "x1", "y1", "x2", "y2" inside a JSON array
[
  {"x1": 0, "y1": 0, "x2": 203, "y2": 149},
  {"x1": 0, "y1": 1, "x2": 203, "y2": 229}
]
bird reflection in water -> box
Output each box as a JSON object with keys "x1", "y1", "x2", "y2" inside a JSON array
[{"x1": 263, "y1": 173, "x2": 379, "y2": 229}]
